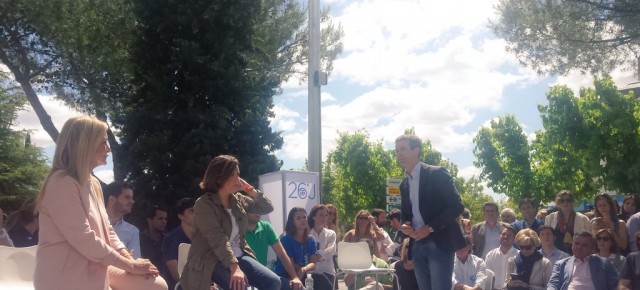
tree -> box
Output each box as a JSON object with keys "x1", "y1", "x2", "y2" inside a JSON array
[
  {"x1": 459, "y1": 177, "x2": 494, "y2": 225},
  {"x1": 0, "y1": 77, "x2": 49, "y2": 212},
  {"x1": 490, "y1": 0, "x2": 640, "y2": 74},
  {"x1": 322, "y1": 130, "x2": 394, "y2": 231},
  {"x1": 474, "y1": 76, "x2": 640, "y2": 203},
  {"x1": 117, "y1": 0, "x2": 344, "y2": 205},
  {"x1": 323, "y1": 129, "x2": 482, "y2": 233},
  {"x1": 0, "y1": 0, "x2": 61, "y2": 141},
  {"x1": 536, "y1": 75, "x2": 640, "y2": 196},
  {"x1": 473, "y1": 114, "x2": 536, "y2": 200}
]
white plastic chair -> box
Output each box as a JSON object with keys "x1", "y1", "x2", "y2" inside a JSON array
[
  {"x1": 484, "y1": 268, "x2": 494, "y2": 290},
  {"x1": 334, "y1": 241, "x2": 399, "y2": 290},
  {"x1": 0, "y1": 245, "x2": 37, "y2": 290},
  {"x1": 174, "y1": 243, "x2": 191, "y2": 290}
]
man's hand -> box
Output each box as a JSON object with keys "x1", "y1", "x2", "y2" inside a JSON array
[
  {"x1": 289, "y1": 277, "x2": 303, "y2": 290},
  {"x1": 400, "y1": 222, "x2": 414, "y2": 236},
  {"x1": 410, "y1": 225, "x2": 432, "y2": 241}
]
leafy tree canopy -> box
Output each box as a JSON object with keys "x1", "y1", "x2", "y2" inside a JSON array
[{"x1": 490, "y1": 0, "x2": 640, "y2": 74}]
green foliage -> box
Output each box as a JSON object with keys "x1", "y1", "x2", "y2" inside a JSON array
[
  {"x1": 322, "y1": 130, "x2": 393, "y2": 230},
  {"x1": 323, "y1": 129, "x2": 484, "y2": 232},
  {"x1": 490, "y1": 0, "x2": 640, "y2": 75},
  {"x1": 536, "y1": 75, "x2": 640, "y2": 198},
  {"x1": 0, "y1": 80, "x2": 49, "y2": 212},
  {"x1": 459, "y1": 177, "x2": 494, "y2": 225},
  {"x1": 474, "y1": 75, "x2": 640, "y2": 204},
  {"x1": 117, "y1": 0, "x2": 292, "y2": 204},
  {"x1": 473, "y1": 114, "x2": 535, "y2": 200}
]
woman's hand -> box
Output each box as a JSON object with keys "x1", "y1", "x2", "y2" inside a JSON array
[
  {"x1": 129, "y1": 259, "x2": 159, "y2": 276},
  {"x1": 239, "y1": 178, "x2": 258, "y2": 198},
  {"x1": 230, "y1": 266, "x2": 247, "y2": 290}
]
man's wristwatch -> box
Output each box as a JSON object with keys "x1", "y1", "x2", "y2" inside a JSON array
[{"x1": 427, "y1": 225, "x2": 434, "y2": 233}]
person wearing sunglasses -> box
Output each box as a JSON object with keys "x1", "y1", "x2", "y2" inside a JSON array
[
  {"x1": 544, "y1": 190, "x2": 592, "y2": 255},
  {"x1": 547, "y1": 231, "x2": 618, "y2": 290},
  {"x1": 343, "y1": 210, "x2": 383, "y2": 258},
  {"x1": 591, "y1": 193, "x2": 628, "y2": 254},
  {"x1": 505, "y1": 229, "x2": 552, "y2": 290},
  {"x1": 594, "y1": 228, "x2": 626, "y2": 274}
]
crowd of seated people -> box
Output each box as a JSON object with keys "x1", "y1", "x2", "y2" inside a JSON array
[{"x1": 6, "y1": 119, "x2": 640, "y2": 290}]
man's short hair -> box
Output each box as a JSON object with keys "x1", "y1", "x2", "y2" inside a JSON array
[
  {"x1": 538, "y1": 225, "x2": 554, "y2": 236},
  {"x1": 147, "y1": 204, "x2": 168, "y2": 219},
  {"x1": 574, "y1": 230, "x2": 595, "y2": 245},
  {"x1": 483, "y1": 202, "x2": 499, "y2": 212},
  {"x1": 371, "y1": 208, "x2": 386, "y2": 218},
  {"x1": 395, "y1": 134, "x2": 422, "y2": 151},
  {"x1": 103, "y1": 181, "x2": 133, "y2": 205},
  {"x1": 461, "y1": 208, "x2": 471, "y2": 219},
  {"x1": 175, "y1": 198, "x2": 195, "y2": 215},
  {"x1": 518, "y1": 198, "x2": 537, "y2": 210},
  {"x1": 501, "y1": 225, "x2": 517, "y2": 237},
  {"x1": 388, "y1": 209, "x2": 401, "y2": 221}
]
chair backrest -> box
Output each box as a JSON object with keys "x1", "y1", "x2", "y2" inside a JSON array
[
  {"x1": 485, "y1": 268, "x2": 495, "y2": 290},
  {"x1": 0, "y1": 245, "x2": 37, "y2": 283},
  {"x1": 177, "y1": 243, "x2": 191, "y2": 278},
  {"x1": 336, "y1": 241, "x2": 374, "y2": 270}
]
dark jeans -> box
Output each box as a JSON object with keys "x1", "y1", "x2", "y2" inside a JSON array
[
  {"x1": 411, "y1": 238, "x2": 454, "y2": 290},
  {"x1": 211, "y1": 255, "x2": 281, "y2": 290}
]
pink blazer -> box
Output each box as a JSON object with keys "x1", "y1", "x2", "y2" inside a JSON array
[{"x1": 34, "y1": 172, "x2": 126, "y2": 290}]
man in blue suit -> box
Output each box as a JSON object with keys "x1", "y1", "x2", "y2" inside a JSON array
[
  {"x1": 396, "y1": 134, "x2": 466, "y2": 290},
  {"x1": 547, "y1": 231, "x2": 618, "y2": 290}
]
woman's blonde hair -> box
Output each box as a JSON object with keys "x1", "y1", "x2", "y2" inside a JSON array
[
  {"x1": 37, "y1": 116, "x2": 108, "y2": 203},
  {"x1": 515, "y1": 228, "x2": 541, "y2": 247}
]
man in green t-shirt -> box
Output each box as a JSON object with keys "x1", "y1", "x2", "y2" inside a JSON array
[{"x1": 245, "y1": 212, "x2": 303, "y2": 289}]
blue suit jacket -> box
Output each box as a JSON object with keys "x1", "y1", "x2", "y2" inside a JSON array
[
  {"x1": 547, "y1": 255, "x2": 618, "y2": 290},
  {"x1": 400, "y1": 163, "x2": 465, "y2": 252}
]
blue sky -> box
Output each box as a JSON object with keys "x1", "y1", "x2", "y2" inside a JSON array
[{"x1": 14, "y1": 0, "x2": 637, "y2": 200}]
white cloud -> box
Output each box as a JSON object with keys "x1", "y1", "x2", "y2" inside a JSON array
[
  {"x1": 15, "y1": 95, "x2": 82, "y2": 148},
  {"x1": 555, "y1": 68, "x2": 637, "y2": 95},
  {"x1": 458, "y1": 165, "x2": 482, "y2": 179},
  {"x1": 94, "y1": 168, "x2": 114, "y2": 184},
  {"x1": 271, "y1": 105, "x2": 302, "y2": 131}
]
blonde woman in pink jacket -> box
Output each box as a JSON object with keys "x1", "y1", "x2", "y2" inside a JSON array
[{"x1": 34, "y1": 116, "x2": 167, "y2": 290}]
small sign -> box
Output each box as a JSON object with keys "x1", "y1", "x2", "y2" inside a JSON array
[
  {"x1": 386, "y1": 186, "x2": 400, "y2": 195},
  {"x1": 386, "y1": 195, "x2": 401, "y2": 204},
  {"x1": 386, "y1": 178, "x2": 403, "y2": 187},
  {"x1": 386, "y1": 204, "x2": 401, "y2": 211}
]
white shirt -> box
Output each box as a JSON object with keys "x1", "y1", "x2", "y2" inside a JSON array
[
  {"x1": 227, "y1": 209, "x2": 243, "y2": 257},
  {"x1": 485, "y1": 247, "x2": 517, "y2": 289},
  {"x1": 568, "y1": 256, "x2": 595, "y2": 290},
  {"x1": 406, "y1": 162, "x2": 425, "y2": 229},
  {"x1": 377, "y1": 228, "x2": 394, "y2": 261},
  {"x1": 310, "y1": 227, "x2": 337, "y2": 275},
  {"x1": 482, "y1": 223, "x2": 501, "y2": 259},
  {"x1": 452, "y1": 254, "x2": 486, "y2": 289}
]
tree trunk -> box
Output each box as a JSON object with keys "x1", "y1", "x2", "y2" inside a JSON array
[{"x1": 14, "y1": 74, "x2": 59, "y2": 142}]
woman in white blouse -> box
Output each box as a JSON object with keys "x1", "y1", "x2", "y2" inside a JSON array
[{"x1": 308, "y1": 204, "x2": 337, "y2": 290}]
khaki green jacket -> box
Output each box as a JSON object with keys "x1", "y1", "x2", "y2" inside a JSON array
[{"x1": 181, "y1": 191, "x2": 274, "y2": 290}]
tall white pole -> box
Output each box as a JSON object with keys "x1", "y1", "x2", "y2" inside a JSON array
[{"x1": 308, "y1": 0, "x2": 322, "y2": 181}]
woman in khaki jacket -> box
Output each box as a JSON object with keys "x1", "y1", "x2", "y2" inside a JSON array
[
  {"x1": 34, "y1": 116, "x2": 167, "y2": 290},
  {"x1": 180, "y1": 155, "x2": 292, "y2": 290},
  {"x1": 506, "y1": 229, "x2": 553, "y2": 290}
]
